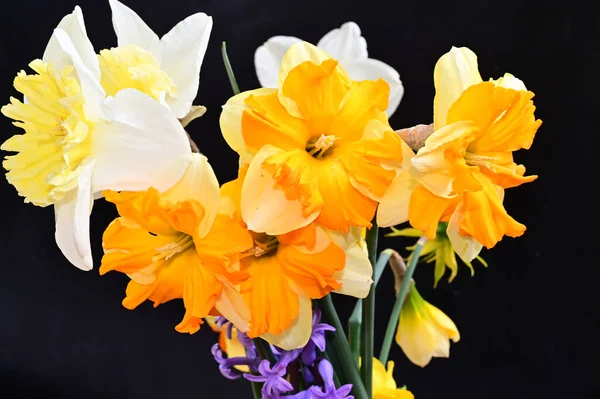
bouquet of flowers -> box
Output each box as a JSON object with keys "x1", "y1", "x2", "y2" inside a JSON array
[{"x1": 1, "y1": 1, "x2": 541, "y2": 398}]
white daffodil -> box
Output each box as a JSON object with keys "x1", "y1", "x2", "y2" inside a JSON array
[
  {"x1": 105, "y1": 0, "x2": 213, "y2": 118},
  {"x1": 1, "y1": 7, "x2": 192, "y2": 271},
  {"x1": 254, "y1": 22, "x2": 404, "y2": 117}
]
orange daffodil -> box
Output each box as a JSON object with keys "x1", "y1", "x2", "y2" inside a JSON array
[
  {"x1": 1, "y1": 6, "x2": 193, "y2": 270},
  {"x1": 220, "y1": 169, "x2": 373, "y2": 349},
  {"x1": 220, "y1": 42, "x2": 406, "y2": 235},
  {"x1": 378, "y1": 46, "x2": 542, "y2": 262},
  {"x1": 100, "y1": 154, "x2": 252, "y2": 334}
]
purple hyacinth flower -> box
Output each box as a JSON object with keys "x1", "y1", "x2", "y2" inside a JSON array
[
  {"x1": 301, "y1": 309, "x2": 336, "y2": 365},
  {"x1": 243, "y1": 350, "x2": 299, "y2": 398},
  {"x1": 215, "y1": 316, "x2": 234, "y2": 340},
  {"x1": 297, "y1": 359, "x2": 354, "y2": 399}
]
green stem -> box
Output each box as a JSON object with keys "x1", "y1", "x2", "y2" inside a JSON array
[
  {"x1": 348, "y1": 248, "x2": 395, "y2": 365},
  {"x1": 221, "y1": 42, "x2": 240, "y2": 95},
  {"x1": 378, "y1": 236, "x2": 427, "y2": 364},
  {"x1": 253, "y1": 338, "x2": 276, "y2": 365},
  {"x1": 318, "y1": 295, "x2": 369, "y2": 399},
  {"x1": 250, "y1": 381, "x2": 261, "y2": 399},
  {"x1": 361, "y1": 222, "x2": 379, "y2": 398}
]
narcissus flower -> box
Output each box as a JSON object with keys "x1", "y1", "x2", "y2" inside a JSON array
[
  {"x1": 103, "y1": 0, "x2": 213, "y2": 118},
  {"x1": 220, "y1": 169, "x2": 373, "y2": 350},
  {"x1": 100, "y1": 154, "x2": 252, "y2": 334},
  {"x1": 255, "y1": 22, "x2": 404, "y2": 116},
  {"x1": 379, "y1": 46, "x2": 542, "y2": 262},
  {"x1": 387, "y1": 224, "x2": 487, "y2": 287},
  {"x1": 372, "y1": 358, "x2": 414, "y2": 399},
  {"x1": 221, "y1": 41, "x2": 405, "y2": 235},
  {"x1": 1, "y1": 7, "x2": 191, "y2": 270},
  {"x1": 396, "y1": 284, "x2": 460, "y2": 367}
]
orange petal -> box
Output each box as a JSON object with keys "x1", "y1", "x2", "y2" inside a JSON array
[
  {"x1": 458, "y1": 175, "x2": 526, "y2": 248},
  {"x1": 408, "y1": 186, "x2": 457, "y2": 239},
  {"x1": 241, "y1": 90, "x2": 311, "y2": 153},
  {"x1": 281, "y1": 58, "x2": 351, "y2": 123},
  {"x1": 328, "y1": 79, "x2": 390, "y2": 142},
  {"x1": 277, "y1": 241, "x2": 344, "y2": 299},
  {"x1": 100, "y1": 217, "x2": 175, "y2": 276},
  {"x1": 242, "y1": 256, "x2": 300, "y2": 337},
  {"x1": 448, "y1": 82, "x2": 542, "y2": 153},
  {"x1": 340, "y1": 130, "x2": 404, "y2": 200}
]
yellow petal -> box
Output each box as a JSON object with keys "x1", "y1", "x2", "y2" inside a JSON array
[
  {"x1": 492, "y1": 73, "x2": 527, "y2": 91},
  {"x1": 433, "y1": 46, "x2": 482, "y2": 130},
  {"x1": 446, "y1": 202, "x2": 483, "y2": 263}
]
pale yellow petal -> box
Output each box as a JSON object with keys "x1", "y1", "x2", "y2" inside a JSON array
[
  {"x1": 433, "y1": 47, "x2": 482, "y2": 130},
  {"x1": 446, "y1": 202, "x2": 483, "y2": 263},
  {"x1": 214, "y1": 278, "x2": 250, "y2": 333},
  {"x1": 377, "y1": 169, "x2": 417, "y2": 228},
  {"x1": 241, "y1": 145, "x2": 319, "y2": 235},
  {"x1": 219, "y1": 88, "x2": 277, "y2": 164},
  {"x1": 492, "y1": 73, "x2": 527, "y2": 91},
  {"x1": 332, "y1": 238, "x2": 372, "y2": 298}
]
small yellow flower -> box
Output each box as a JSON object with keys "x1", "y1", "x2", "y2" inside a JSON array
[
  {"x1": 387, "y1": 224, "x2": 487, "y2": 287},
  {"x1": 372, "y1": 358, "x2": 414, "y2": 399},
  {"x1": 396, "y1": 284, "x2": 460, "y2": 367}
]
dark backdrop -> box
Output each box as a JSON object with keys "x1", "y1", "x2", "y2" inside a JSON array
[{"x1": 1, "y1": 0, "x2": 597, "y2": 398}]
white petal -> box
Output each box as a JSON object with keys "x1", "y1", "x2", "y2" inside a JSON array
[
  {"x1": 215, "y1": 278, "x2": 251, "y2": 333},
  {"x1": 332, "y1": 239, "x2": 372, "y2": 298},
  {"x1": 377, "y1": 169, "x2": 416, "y2": 227},
  {"x1": 433, "y1": 46, "x2": 482, "y2": 130},
  {"x1": 160, "y1": 153, "x2": 220, "y2": 239},
  {"x1": 241, "y1": 145, "x2": 319, "y2": 235},
  {"x1": 54, "y1": 158, "x2": 96, "y2": 271},
  {"x1": 108, "y1": 0, "x2": 162, "y2": 58},
  {"x1": 161, "y1": 13, "x2": 213, "y2": 118},
  {"x1": 261, "y1": 293, "x2": 312, "y2": 350},
  {"x1": 48, "y1": 29, "x2": 105, "y2": 121},
  {"x1": 43, "y1": 6, "x2": 100, "y2": 85},
  {"x1": 316, "y1": 22, "x2": 367, "y2": 64},
  {"x1": 345, "y1": 58, "x2": 404, "y2": 117},
  {"x1": 446, "y1": 202, "x2": 483, "y2": 263},
  {"x1": 255, "y1": 36, "x2": 302, "y2": 88},
  {"x1": 91, "y1": 89, "x2": 192, "y2": 193}
]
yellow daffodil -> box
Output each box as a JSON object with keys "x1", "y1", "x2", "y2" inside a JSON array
[
  {"x1": 255, "y1": 22, "x2": 404, "y2": 116},
  {"x1": 1, "y1": 6, "x2": 192, "y2": 270},
  {"x1": 372, "y1": 358, "x2": 414, "y2": 399},
  {"x1": 388, "y1": 224, "x2": 487, "y2": 287},
  {"x1": 219, "y1": 168, "x2": 373, "y2": 350},
  {"x1": 100, "y1": 154, "x2": 252, "y2": 334},
  {"x1": 396, "y1": 284, "x2": 460, "y2": 367},
  {"x1": 379, "y1": 46, "x2": 541, "y2": 262},
  {"x1": 220, "y1": 41, "x2": 405, "y2": 235},
  {"x1": 103, "y1": 0, "x2": 212, "y2": 118}
]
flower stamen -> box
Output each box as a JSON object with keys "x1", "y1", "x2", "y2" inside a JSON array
[
  {"x1": 152, "y1": 233, "x2": 194, "y2": 262},
  {"x1": 306, "y1": 134, "x2": 339, "y2": 159}
]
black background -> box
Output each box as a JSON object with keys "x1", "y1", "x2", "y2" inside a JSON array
[{"x1": 0, "y1": 0, "x2": 597, "y2": 398}]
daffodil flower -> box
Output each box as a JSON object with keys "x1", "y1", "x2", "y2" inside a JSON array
[
  {"x1": 104, "y1": 0, "x2": 213, "y2": 118},
  {"x1": 378, "y1": 46, "x2": 542, "y2": 262},
  {"x1": 255, "y1": 22, "x2": 404, "y2": 117},
  {"x1": 396, "y1": 284, "x2": 460, "y2": 367},
  {"x1": 101, "y1": 153, "x2": 252, "y2": 334},
  {"x1": 221, "y1": 41, "x2": 405, "y2": 236},
  {"x1": 1, "y1": 7, "x2": 192, "y2": 271},
  {"x1": 372, "y1": 358, "x2": 414, "y2": 399},
  {"x1": 219, "y1": 168, "x2": 373, "y2": 350}
]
